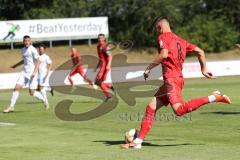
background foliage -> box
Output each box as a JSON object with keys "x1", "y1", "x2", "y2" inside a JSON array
[{"x1": 0, "y1": 0, "x2": 239, "y2": 52}]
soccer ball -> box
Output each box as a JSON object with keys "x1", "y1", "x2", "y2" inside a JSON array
[{"x1": 124, "y1": 129, "x2": 139, "y2": 143}]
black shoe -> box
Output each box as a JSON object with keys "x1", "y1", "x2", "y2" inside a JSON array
[
  {"x1": 50, "y1": 89, "x2": 54, "y2": 96},
  {"x1": 104, "y1": 96, "x2": 112, "y2": 102},
  {"x1": 110, "y1": 86, "x2": 116, "y2": 95},
  {"x1": 110, "y1": 86, "x2": 115, "y2": 92}
]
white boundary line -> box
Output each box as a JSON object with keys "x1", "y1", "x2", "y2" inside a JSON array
[{"x1": 0, "y1": 122, "x2": 16, "y2": 126}]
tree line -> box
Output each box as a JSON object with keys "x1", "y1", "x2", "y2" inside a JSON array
[{"x1": 0, "y1": 0, "x2": 239, "y2": 52}]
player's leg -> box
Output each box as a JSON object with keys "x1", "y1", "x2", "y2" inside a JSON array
[
  {"x1": 44, "y1": 86, "x2": 54, "y2": 96},
  {"x1": 29, "y1": 88, "x2": 49, "y2": 110},
  {"x1": 102, "y1": 83, "x2": 114, "y2": 93},
  {"x1": 99, "y1": 67, "x2": 114, "y2": 99},
  {"x1": 163, "y1": 78, "x2": 231, "y2": 116},
  {"x1": 121, "y1": 85, "x2": 169, "y2": 149},
  {"x1": 39, "y1": 85, "x2": 49, "y2": 110},
  {"x1": 42, "y1": 74, "x2": 54, "y2": 96},
  {"x1": 68, "y1": 69, "x2": 77, "y2": 86},
  {"x1": 165, "y1": 78, "x2": 208, "y2": 116},
  {"x1": 95, "y1": 63, "x2": 112, "y2": 99},
  {"x1": 29, "y1": 76, "x2": 49, "y2": 109},
  {"x1": 172, "y1": 91, "x2": 231, "y2": 116},
  {"x1": 83, "y1": 76, "x2": 93, "y2": 86},
  {"x1": 99, "y1": 81, "x2": 111, "y2": 98},
  {"x1": 121, "y1": 97, "x2": 165, "y2": 149},
  {"x1": 77, "y1": 66, "x2": 93, "y2": 86},
  {"x1": 9, "y1": 84, "x2": 22, "y2": 109},
  {"x1": 29, "y1": 88, "x2": 44, "y2": 101},
  {"x1": 137, "y1": 97, "x2": 164, "y2": 137},
  {"x1": 3, "y1": 73, "x2": 26, "y2": 113},
  {"x1": 100, "y1": 75, "x2": 115, "y2": 100},
  {"x1": 96, "y1": 62, "x2": 106, "y2": 82},
  {"x1": 102, "y1": 67, "x2": 114, "y2": 92},
  {"x1": 39, "y1": 77, "x2": 50, "y2": 110},
  {"x1": 99, "y1": 82, "x2": 112, "y2": 99},
  {"x1": 3, "y1": 83, "x2": 22, "y2": 113}
]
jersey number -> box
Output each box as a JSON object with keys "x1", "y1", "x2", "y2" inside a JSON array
[{"x1": 176, "y1": 42, "x2": 182, "y2": 60}]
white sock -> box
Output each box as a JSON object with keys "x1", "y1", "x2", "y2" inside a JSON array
[
  {"x1": 133, "y1": 138, "x2": 143, "y2": 144},
  {"x1": 208, "y1": 95, "x2": 216, "y2": 103},
  {"x1": 10, "y1": 91, "x2": 19, "y2": 108},
  {"x1": 44, "y1": 86, "x2": 51, "y2": 92},
  {"x1": 33, "y1": 91, "x2": 45, "y2": 102},
  {"x1": 40, "y1": 88, "x2": 48, "y2": 102}
]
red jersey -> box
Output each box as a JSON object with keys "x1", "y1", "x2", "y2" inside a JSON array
[
  {"x1": 71, "y1": 50, "x2": 80, "y2": 66},
  {"x1": 158, "y1": 32, "x2": 196, "y2": 80},
  {"x1": 97, "y1": 43, "x2": 111, "y2": 63}
]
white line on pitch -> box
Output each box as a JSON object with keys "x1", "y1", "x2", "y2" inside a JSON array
[{"x1": 0, "y1": 122, "x2": 16, "y2": 126}]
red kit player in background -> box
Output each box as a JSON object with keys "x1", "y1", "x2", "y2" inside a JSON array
[
  {"x1": 68, "y1": 48, "x2": 93, "y2": 87},
  {"x1": 95, "y1": 34, "x2": 114, "y2": 101},
  {"x1": 121, "y1": 17, "x2": 231, "y2": 149}
]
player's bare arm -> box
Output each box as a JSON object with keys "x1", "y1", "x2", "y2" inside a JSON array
[
  {"x1": 11, "y1": 60, "x2": 24, "y2": 69},
  {"x1": 144, "y1": 48, "x2": 168, "y2": 80},
  {"x1": 106, "y1": 55, "x2": 112, "y2": 70},
  {"x1": 194, "y1": 47, "x2": 215, "y2": 79},
  {"x1": 46, "y1": 63, "x2": 52, "y2": 77}
]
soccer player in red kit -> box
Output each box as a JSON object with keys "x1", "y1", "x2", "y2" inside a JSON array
[
  {"x1": 68, "y1": 48, "x2": 93, "y2": 86},
  {"x1": 95, "y1": 33, "x2": 114, "y2": 101},
  {"x1": 121, "y1": 17, "x2": 231, "y2": 149}
]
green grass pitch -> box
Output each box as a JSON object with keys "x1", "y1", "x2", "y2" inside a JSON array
[{"x1": 0, "y1": 76, "x2": 240, "y2": 160}]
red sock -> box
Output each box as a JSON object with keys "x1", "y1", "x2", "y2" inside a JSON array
[
  {"x1": 175, "y1": 96, "x2": 209, "y2": 116},
  {"x1": 84, "y1": 77, "x2": 93, "y2": 85},
  {"x1": 100, "y1": 83, "x2": 111, "y2": 97},
  {"x1": 137, "y1": 106, "x2": 156, "y2": 140},
  {"x1": 68, "y1": 77, "x2": 74, "y2": 86},
  {"x1": 106, "y1": 83, "x2": 113, "y2": 90}
]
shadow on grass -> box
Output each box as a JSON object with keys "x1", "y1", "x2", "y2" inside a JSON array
[
  {"x1": 2, "y1": 110, "x2": 28, "y2": 114},
  {"x1": 26, "y1": 102, "x2": 42, "y2": 104},
  {"x1": 201, "y1": 111, "x2": 240, "y2": 115},
  {"x1": 93, "y1": 140, "x2": 204, "y2": 147},
  {"x1": 26, "y1": 100, "x2": 99, "y2": 104},
  {"x1": 147, "y1": 138, "x2": 175, "y2": 141}
]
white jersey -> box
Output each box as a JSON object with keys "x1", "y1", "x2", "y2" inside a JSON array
[
  {"x1": 38, "y1": 53, "x2": 52, "y2": 78},
  {"x1": 22, "y1": 45, "x2": 39, "y2": 79}
]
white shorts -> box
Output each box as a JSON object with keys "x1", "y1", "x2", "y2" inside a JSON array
[{"x1": 16, "y1": 72, "x2": 38, "y2": 89}]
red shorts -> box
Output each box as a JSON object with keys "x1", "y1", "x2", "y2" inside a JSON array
[
  {"x1": 155, "y1": 77, "x2": 184, "y2": 106},
  {"x1": 70, "y1": 65, "x2": 85, "y2": 77}
]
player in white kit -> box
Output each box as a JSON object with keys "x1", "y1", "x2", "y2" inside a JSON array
[
  {"x1": 37, "y1": 44, "x2": 52, "y2": 110},
  {"x1": 3, "y1": 35, "x2": 48, "y2": 113}
]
